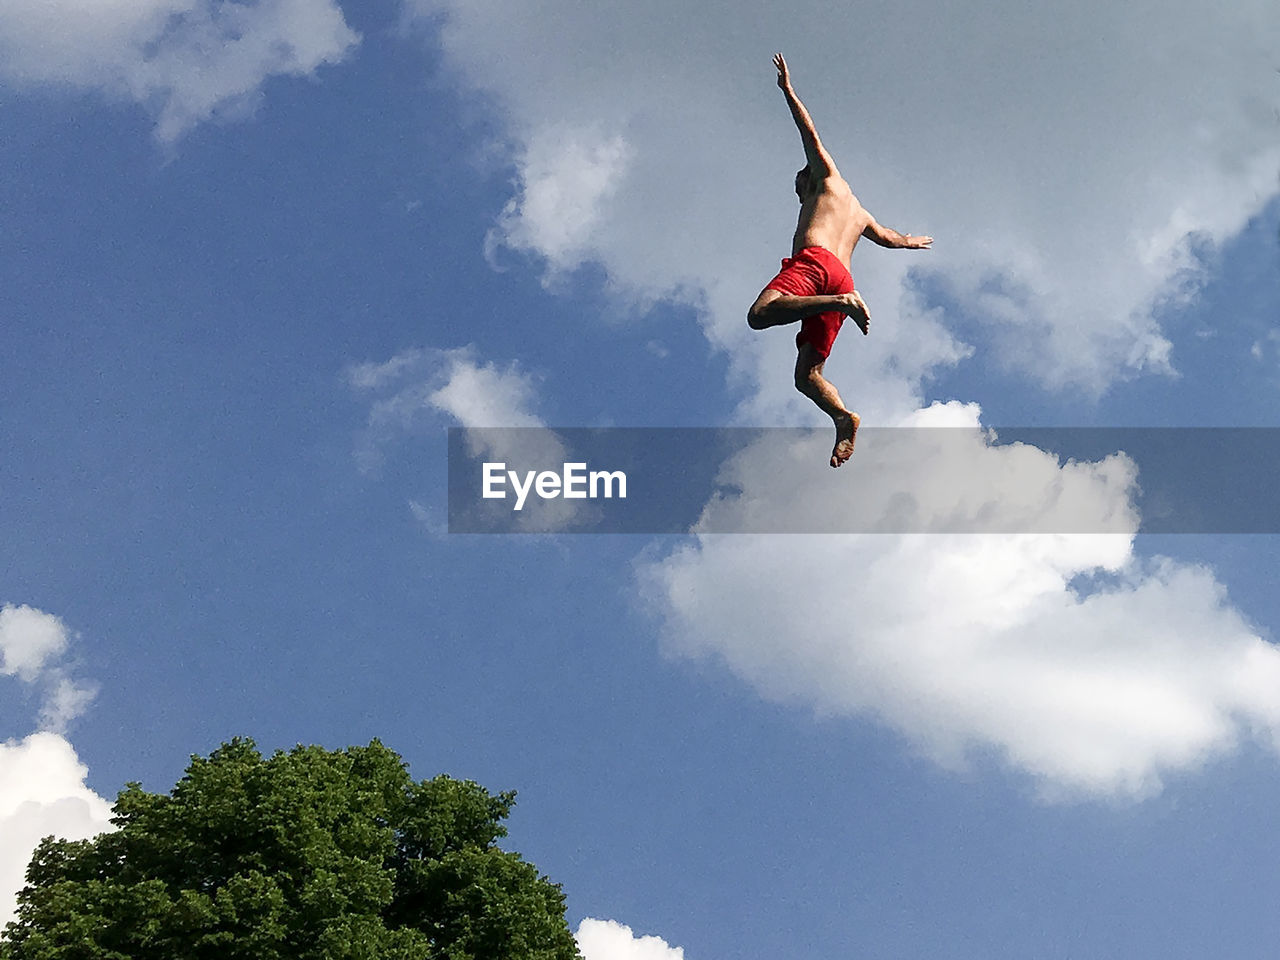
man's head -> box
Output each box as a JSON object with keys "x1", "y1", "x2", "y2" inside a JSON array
[{"x1": 794, "y1": 165, "x2": 810, "y2": 202}]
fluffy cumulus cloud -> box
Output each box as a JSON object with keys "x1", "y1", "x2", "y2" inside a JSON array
[
  {"x1": 0, "y1": 0, "x2": 358, "y2": 141},
  {"x1": 408, "y1": 0, "x2": 1278, "y2": 401},
  {"x1": 0, "y1": 609, "x2": 112, "y2": 925},
  {"x1": 576, "y1": 919, "x2": 685, "y2": 960},
  {"x1": 639, "y1": 405, "x2": 1280, "y2": 798},
  {"x1": 644, "y1": 531, "x2": 1280, "y2": 798},
  {"x1": 0, "y1": 733, "x2": 115, "y2": 926}
]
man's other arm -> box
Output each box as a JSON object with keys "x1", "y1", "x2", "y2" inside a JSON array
[{"x1": 862, "y1": 215, "x2": 933, "y2": 249}]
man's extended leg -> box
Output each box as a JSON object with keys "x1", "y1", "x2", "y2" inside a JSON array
[
  {"x1": 748, "y1": 288, "x2": 871, "y2": 334},
  {"x1": 794, "y1": 344, "x2": 859, "y2": 468}
]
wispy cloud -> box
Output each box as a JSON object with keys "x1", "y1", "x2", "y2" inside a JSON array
[
  {"x1": 0, "y1": 604, "x2": 97, "y2": 734},
  {"x1": 487, "y1": 128, "x2": 631, "y2": 280},
  {"x1": 37, "y1": 676, "x2": 101, "y2": 738},
  {"x1": 347, "y1": 346, "x2": 548, "y2": 471},
  {"x1": 347, "y1": 346, "x2": 588, "y2": 531}
]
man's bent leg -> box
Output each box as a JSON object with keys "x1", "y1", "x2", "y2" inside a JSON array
[
  {"x1": 794, "y1": 344, "x2": 859, "y2": 468},
  {"x1": 749, "y1": 288, "x2": 870, "y2": 332}
]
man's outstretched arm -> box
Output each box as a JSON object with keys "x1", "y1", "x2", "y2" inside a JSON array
[
  {"x1": 774, "y1": 53, "x2": 837, "y2": 177},
  {"x1": 862, "y1": 215, "x2": 933, "y2": 249}
]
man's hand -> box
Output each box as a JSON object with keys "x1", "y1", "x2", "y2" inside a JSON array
[
  {"x1": 902, "y1": 235, "x2": 934, "y2": 249},
  {"x1": 773, "y1": 52, "x2": 792, "y2": 91}
]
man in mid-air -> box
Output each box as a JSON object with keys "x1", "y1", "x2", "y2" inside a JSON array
[{"x1": 748, "y1": 53, "x2": 933, "y2": 467}]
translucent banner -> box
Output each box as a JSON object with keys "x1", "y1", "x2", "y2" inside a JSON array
[{"x1": 446, "y1": 427, "x2": 1280, "y2": 534}]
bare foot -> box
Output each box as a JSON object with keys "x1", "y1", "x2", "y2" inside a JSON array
[
  {"x1": 841, "y1": 291, "x2": 871, "y2": 335},
  {"x1": 830, "y1": 412, "x2": 860, "y2": 468}
]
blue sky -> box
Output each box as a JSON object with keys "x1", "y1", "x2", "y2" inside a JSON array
[{"x1": 3, "y1": 2, "x2": 1280, "y2": 958}]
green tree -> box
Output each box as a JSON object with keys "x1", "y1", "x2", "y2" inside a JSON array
[{"x1": 1, "y1": 739, "x2": 582, "y2": 960}]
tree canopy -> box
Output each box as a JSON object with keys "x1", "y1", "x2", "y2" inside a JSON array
[{"x1": 1, "y1": 739, "x2": 582, "y2": 960}]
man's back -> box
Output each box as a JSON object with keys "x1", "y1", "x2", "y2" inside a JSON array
[{"x1": 793, "y1": 173, "x2": 869, "y2": 264}]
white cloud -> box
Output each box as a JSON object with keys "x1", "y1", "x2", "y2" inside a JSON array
[
  {"x1": 0, "y1": 605, "x2": 69, "y2": 683},
  {"x1": 347, "y1": 346, "x2": 545, "y2": 430},
  {"x1": 407, "y1": 0, "x2": 1279, "y2": 400},
  {"x1": 425, "y1": 350, "x2": 547, "y2": 431},
  {"x1": 0, "y1": 0, "x2": 358, "y2": 142},
  {"x1": 37, "y1": 677, "x2": 102, "y2": 738},
  {"x1": 347, "y1": 346, "x2": 547, "y2": 472},
  {"x1": 1251, "y1": 330, "x2": 1280, "y2": 365},
  {"x1": 639, "y1": 407, "x2": 1280, "y2": 798},
  {"x1": 694, "y1": 402, "x2": 1139, "y2": 534},
  {"x1": 576, "y1": 919, "x2": 685, "y2": 960},
  {"x1": 0, "y1": 732, "x2": 115, "y2": 926},
  {"x1": 489, "y1": 128, "x2": 632, "y2": 277},
  {"x1": 0, "y1": 605, "x2": 96, "y2": 734},
  {"x1": 0, "y1": 609, "x2": 111, "y2": 925}
]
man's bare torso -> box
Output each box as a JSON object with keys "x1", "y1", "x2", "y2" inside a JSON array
[{"x1": 793, "y1": 173, "x2": 869, "y2": 265}]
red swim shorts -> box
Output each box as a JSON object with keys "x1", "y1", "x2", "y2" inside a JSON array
[{"x1": 764, "y1": 245, "x2": 855, "y2": 360}]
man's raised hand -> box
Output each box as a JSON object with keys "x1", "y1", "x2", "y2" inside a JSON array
[
  {"x1": 773, "y1": 53, "x2": 792, "y2": 90},
  {"x1": 903, "y1": 235, "x2": 934, "y2": 249}
]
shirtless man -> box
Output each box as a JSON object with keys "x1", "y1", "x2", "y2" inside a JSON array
[{"x1": 748, "y1": 53, "x2": 932, "y2": 467}]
